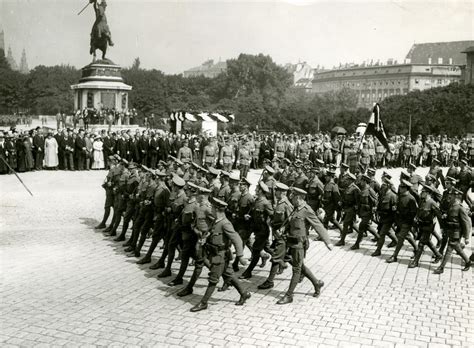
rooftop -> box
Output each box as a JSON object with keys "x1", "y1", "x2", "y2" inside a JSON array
[{"x1": 406, "y1": 40, "x2": 474, "y2": 65}]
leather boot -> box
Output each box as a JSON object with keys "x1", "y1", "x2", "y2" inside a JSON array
[{"x1": 277, "y1": 294, "x2": 293, "y2": 305}]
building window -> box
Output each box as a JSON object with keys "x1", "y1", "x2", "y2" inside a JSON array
[
  {"x1": 449, "y1": 58, "x2": 453, "y2": 64},
  {"x1": 438, "y1": 57, "x2": 443, "y2": 64},
  {"x1": 415, "y1": 79, "x2": 419, "y2": 84},
  {"x1": 437, "y1": 79, "x2": 442, "y2": 84}
]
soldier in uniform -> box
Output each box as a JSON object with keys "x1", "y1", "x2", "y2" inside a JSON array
[
  {"x1": 216, "y1": 171, "x2": 231, "y2": 202},
  {"x1": 189, "y1": 198, "x2": 251, "y2": 312},
  {"x1": 386, "y1": 180, "x2": 419, "y2": 263},
  {"x1": 95, "y1": 155, "x2": 118, "y2": 229},
  {"x1": 262, "y1": 165, "x2": 277, "y2": 204},
  {"x1": 335, "y1": 172, "x2": 360, "y2": 246},
  {"x1": 306, "y1": 167, "x2": 324, "y2": 215},
  {"x1": 408, "y1": 184, "x2": 443, "y2": 268},
  {"x1": 350, "y1": 174, "x2": 378, "y2": 250},
  {"x1": 167, "y1": 182, "x2": 200, "y2": 286},
  {"x1": 104, "y1": 156, "x2": 126, "y2": 233},
  {"x1": 239, "y1": 182, "x2": 274, "y2": 279},
  {"x1": 372, "y1": 177, "x2": 399, "y2": 257},
  {"x1": 137, "y1": 170, "x2": 170, "y2": 265},
  {"x1": 232, "y1": 178, "x2": 254, "y2": 272},
  {"x1": 176, "y1": 185, "x2": 214, "y2": 297},
  {"x1": 434, "y1": 189, "x2": 471, "y2": 274},
  {"x1": 458, "y1": 159, "x2": 472, "y2": 198},
  {"x1": 276, "y1": 187, "x2": 333, "y2": 305},
  {"x1": 156, "y1": 176, "x2": 187, "y2": 278},
  {"x1": 293, "y1": 161, "x2": 309, "y2": 189},
  {"x1": 321, "y1": 169, "x2": 343, "y2": 233},
  {"x1": 438, "y1": 176, "x2": 456, "y2": 255},
  {"x1": 203, "y1": 139, "x2": 217, "y2": 168},
  {"x1": 177, "y1": 138, "x2": 193, "y2": 163},
  {"x1": 427, "y1": 158, "x2": 445, "y2": 189},
  {"x1": 258, "y1": 182, "x2": 293, "y2": 289},
  {"x1": 298, "y1": 137, "x2": 310, "y2": 162},
  {"x1": 237, "y1": 138, "x2": 252, "y2": 179},
  {"x1": 131, "y1": 168, "x2": 158, "y2": 257},
  {"x1": 274, "y1": 135, "x2": 286, "y2": 160},
  {"x1": 219, "y1": 139, "x2": 234, "y2": 172}
]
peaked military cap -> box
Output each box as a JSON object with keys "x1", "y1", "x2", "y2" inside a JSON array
[
  {"x1": 128, "y1": 161, "x2": 137, "y2": 169},
  {"x1": 367, "y1": 168, "x2": 376, "y2": 175},
  {"x1": 197, "y1": 186, "x2": 212, "y2": 194},
  {"x1": 399, "y1": 179, "x2": 412, "y2": 188},
  {"x1": 382, "y1": 171, "x2": 392, "y2": 179},
  {"x1": 229, "y1": 172, "x2": 241, "y2": 182},
  {"x1": 341, "y1": 163, "x2": 349, "y2": 169},
  {"x1": 275, "y1": 182, "x2": 289, "y2": 191},
  {"x1": 346, "y1": 172, "x2": 357, "y2": 181},
  {"x1": 208, "y1": 167, "x2": 220, "y2": 176},
  {"x1": 264, "y1": 165, "x2": 275, "y2": 174},
  {"x1": 114, "y1": 154, "x2": 121, "y2": 160},
  {"x1": 291, "y1": 187, "x2": 307, "y2": 195},
  {"x1": 421, "y1": 183, "x2": 436, "y2": 195},
  {"x1": 409, "y1": 163, "x2": 417, "y2": 170},
  {"x1": 155, "y1": 170, "x2": 167, "y2": 177},
  {"x1": 361, "y1": 174, "x2": 371, "y2": 182},
  {"x1": 172, "y1": 176, "x2": 186, "y2": 187},
  {"x1": 122, "y1": 159, "x2": 129, "y2": 165},
  {"x1": 186, "y1": 182, "x2": 199, "y2": 191},
  {"x1": 452, "y1": 188, "x2": 463, "y2": 196},
  {"x1": 460, "y1": 159, "x2": 468, "y2": 165},
  {"x1": 211, "y1": 197, "x2": 228, "y2": 209},
  {"x1": 432, "y1": 158, "x2": 440, "y2": 164}
]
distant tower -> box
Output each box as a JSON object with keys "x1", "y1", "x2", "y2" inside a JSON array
[
  {"x1": 6, "y1": 46, "x2": 18, "y2": 70},
  {"x1": 0, "y1": 30, "x2": 5, "y2": 55},
  {"x1": 19, "y1": 49, "x2": 29, "y2": 74}
]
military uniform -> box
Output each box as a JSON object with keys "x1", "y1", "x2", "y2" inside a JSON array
[
  {"x1": 240, "y1": 194, "x2": 274, "y2": 278},
  {"x1": 157, "y1": 188, "x2": 187, "y2": 277},
  {"x1": 321, "y1": 177, "x2": 343, "y2": 232},
  {"x1": 351, "y1": 182, "x2": 378, "y2": 249},
  {"x1": 387, "y1": 185, "x2": 418, "y2": 263},
  {"x1": 203, "y1": 144, "x2": 217, "y2": 168},
  {"x1": 238, "y1": 144, "x2": 252, "y2": 179},
  {"x1": 337, "y1": 181, "x2": 360, "y2": 245},
  {"x1": 409, "y1": 191, "x2": 443, "y2": 268},
  {"x1": 372, "y1": 183, "x2": 398, "y2": 256},
  {"x1": 435, "y1": 196, "x2": 471, "y2": 273},
  {"x1": 133, "y1": 178, "x2": 158, "y2": 256},
  {"x1": 259, "y1": 191, "x2": 293, "y2": 289},
  {"x1": 219, "y1": 144, "x2": 234, "y2": 172},
  {"x1": 138, "y1": 180, "x2": 171, "y2": 265},
  {"x1": 306, "y1": 174, "x2": 324, "y2": 213},
  {"x1": 190, "y1": 212, "x2": 250, "y2": 312},
  {"x1": 278, "y1": 201, "x2": 331, "y2": 304}
]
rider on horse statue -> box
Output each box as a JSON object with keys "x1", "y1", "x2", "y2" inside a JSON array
[{"x1": 90, "y1": 0, "x2": 114, "y2": 60}]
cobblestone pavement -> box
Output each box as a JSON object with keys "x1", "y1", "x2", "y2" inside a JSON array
[{"x1": 1, "y1": 169, "x2": 473, "y2": 347}]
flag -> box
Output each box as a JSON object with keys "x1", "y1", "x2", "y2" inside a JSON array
[{"x1": 364, "y1": 103, "x2": 390, "y2": 151}]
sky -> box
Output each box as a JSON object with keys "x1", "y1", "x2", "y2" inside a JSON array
[{"x1": 1, "y1": 0, "x2": 473, "y2": 74}]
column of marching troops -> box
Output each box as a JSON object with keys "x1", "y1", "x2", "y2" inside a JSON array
[{"x1": 95, "y1": 153, "x2": 473, "y2": 312}]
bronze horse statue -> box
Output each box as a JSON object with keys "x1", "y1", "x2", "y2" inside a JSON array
[{"x1": 89, "y1": 0, "x2": 114, "y2": 61}]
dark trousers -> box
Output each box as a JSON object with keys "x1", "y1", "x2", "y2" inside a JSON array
[
  {"x1": 285, "y1": 247, "x2": 320, "y2": 297},
  {"x1": 63, "y1": 152, "x2": 74, "y2": 170},
  {"x1": 35, "y1": 151, "x2": 44, "y2": 170}
]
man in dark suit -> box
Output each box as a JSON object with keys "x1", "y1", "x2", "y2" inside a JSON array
[
  {"x1": 102, "y1": 130, "x2": 116, "y2": 168},
  {"x1": 60, "y1": 129, "x2": 75, "y2": 170},
  {"x1": 74, "y1": 129, "x2": 87, "y2": 170},
  {"x1": 137, "y1": 131, "x2": 149, "y2": 166},
  {"x1": 115, "y1": 132, "x2": 128, "y2": 159},
  {"x1": 149, "y1": 132, "x2": 159, "y2": 168},
  {"x1": 129, "y1": 135, "x2": 140, "y2": 162},
  {"x1": 33, "y1": 127, "x2": 45, "y2": 170}
]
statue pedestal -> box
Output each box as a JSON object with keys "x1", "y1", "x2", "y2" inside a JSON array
[{"x1": 70, "y1": 59, "x2": 132, "y2": 113}]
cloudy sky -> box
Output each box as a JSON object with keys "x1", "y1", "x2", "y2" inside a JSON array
[{"x1": 1, "y1": 0, "x2": 472, "y2": 73}]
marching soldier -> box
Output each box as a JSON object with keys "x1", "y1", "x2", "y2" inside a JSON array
[
  {"x1": 306, "y1": 167, "x2": 324, "y2": 214},
  {"x1": 386, "y1": 180, "x2": 419, "y2": 263},
  {"x1": 372, "y1": 177, "x2": 399, "y2": 257},
  {"x1": 276, "y1": 187, "x2": 333, "y2": 305},
  {"x1": 434, "y1": 188, "x2": 471, "y2": 274},
  {"x1": 216, "y1": 171, "x2": 231, "y2": 202},
  {"x1": 137, "y1": 170, "x2": 170, "y2": 265},
  {"x1": 131, "y1": 168, "x2": 158, "y2": 257},
  {"x1": 408, "y1": 184, "x2": 443, "y2": 268},
  {"x1": 438, "y1": 176, "x2": 456, "y2": 255},
  {"x1": 350, "y1": 174, "x2": 378, "y2": 250},
  {"x1": 232, "y1": 178, "x2": 254, "y2": 272},
  {"x1": 167, "y1": 182, "x2": 200, "y2": 286},
  {"x1": 427, "y1": 158, "x2": 445, "y2": 189},
  {"x1": 176, "y1": 185, "x2": 214, "y2": 297},
  {"x1": 458, "y1": 159, "x2": 472, "y2": 197},
  {"x1": 258, "y1": 182, "x2": 293, "y2": 290},
  {"x1": 189, "y1": 198, "x2": 251, "y2": 312},
  {"x1": 321, "y1": 169, "x2": 343, "y2": 233},
  {"x1": 239, "y1": 182, "x2": 273, "y2": 279},
  {"x1": 293, "y1": 161, "x2": 308, "y2": 189},
  {"x1": 156, "y1": 176, "x2": 187, "y2": 278},
  {"x1": 95, "y1": 155, "x2": 118, "y2": 229},
  {"x1": 335, "y1": 172, "x2": 360, "y2": 246}
]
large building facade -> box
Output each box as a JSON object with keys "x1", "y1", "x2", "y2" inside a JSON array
[
  {"x1": 311, "y1": 40, "x2": 474, "y2": 108},
  {"x1": 182, "y1": 59, "x2": 227, "y2": 78}
]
